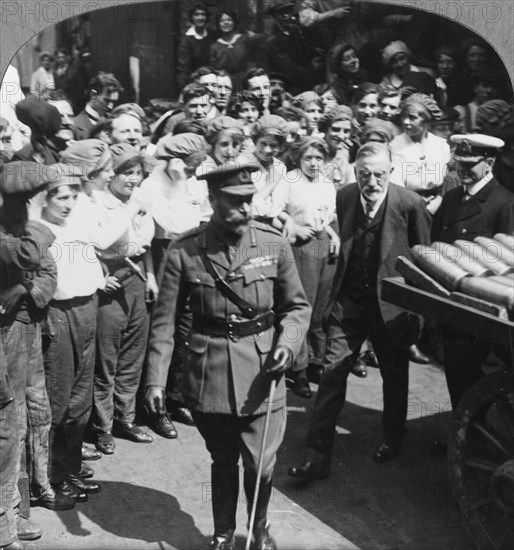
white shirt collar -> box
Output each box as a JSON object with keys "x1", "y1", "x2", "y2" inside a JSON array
[
  {"x1": 465, "y1": 172, "x2": 493, "y2": 197},
  {"x1": 360, "y1": 191, "x2": 387, "y2": 219},
  {"x1": 185, "y1": 25, "x2": 207, "y2": 40},
  {"x1": 217, "y1": 34, "x2": 242, "y2": 47}
]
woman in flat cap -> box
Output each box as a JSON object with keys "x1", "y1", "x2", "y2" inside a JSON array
[
  {"x1": 390, "y1": 93, "x2": 451, "y2": 216},
  {"x1": 38, "y1": 162, "x2": 105, "y2": 502}
]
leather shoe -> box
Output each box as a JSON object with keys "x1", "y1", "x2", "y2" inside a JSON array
[
  {"x1": 373, "y1": 439, "x2": 402, "y2": 463},
  {"x1": 52, "y1": 481, "x2": 88, "y2": 503},
  {"x1": 16, "y1": 514, "x2": 42, "y2": 541},
  {"x1": 81, "y1": 444, "x2": 102, "y2": 461},
  {"x1": 351, "y1": 356, "x2": 368, "y2": 378},
  {"x1": 170, "y1": 406, "x2": 195, "y2": 426},
  {"x1": 288, "y1": 459, "x2": 330, "y2": 481},
  {"x1": 96, "y1": 432, "x2": 115, "y2": 454},
  {"x1": 408, "y1": 344, "x2": 430, "y2": 364},
  {"x1": 114, "y1": 422, "x2": 153, "y2": 443},
  {"x1": 151, "y1": 414, "x2": 178, "y2": 439},
  {"x1": 32, "y1": 487, "x2": 75, "y2": 510},
  {"x1": 79, "y1": 463, "x2": 94, "y2": 478},
  {"x1": 0, "y1": 540, "x2": 24, "y2": 550},
  {"x1": 66, "y1": 473, "x2": 101, "y2": 494},
  {"x1": 289, "y1": 371, "x2": 312, "y2": 399},
  {"x1": 306, "y1": 364, "x2": 324, "y2": 384},
  {"x1": 208, "y1": 534, "x2": 236, "y2": 550}
]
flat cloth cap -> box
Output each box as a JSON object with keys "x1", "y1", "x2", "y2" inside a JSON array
[
  {"x1": 15, "y1": 96, "x2": 61, "y2": 137},
  {"x1": 198, "y1": 161, "x2": 259, "y2": 195},
  {"x1": 451, "y1": 134, "x2": 505, "y2": 163},
  {"x1": 60, "y1": 139, "x2": 111, "y2": 175},
  {"x1": 0, "y1": 161, "x2": 62, "y2": 196},
  {"x1": 155, "y1": 132, "x2": 209, "y2": 161},
  {"x1": 109, "y1": 143, "x2": 143, "y2": 173}
]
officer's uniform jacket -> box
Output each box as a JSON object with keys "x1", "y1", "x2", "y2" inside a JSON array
[
  {"x1": 433, "y1": 177, "x2": 514, "y2": 243},
  {"x1": 146, "y1": 221, "x2": 312, "y2": 416}
]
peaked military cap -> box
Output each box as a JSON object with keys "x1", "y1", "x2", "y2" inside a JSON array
[
  {"x1": 198, "y1": 162, "x2": 259, "y2": 195},
  {"x1": 451, "y1": 133, "x2": 505, "y2": 163}
]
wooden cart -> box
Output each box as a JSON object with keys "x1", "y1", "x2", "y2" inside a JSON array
[{"x1": 382, "y1": 277, "x2": 514, "y2": 550}]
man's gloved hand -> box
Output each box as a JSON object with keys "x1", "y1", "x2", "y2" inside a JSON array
[
  {"x1": 0, "y1": 284, "x2": 28, "y2": 316},
  {"x1": 266, "y1": 345, "x2": 293, "y2": 380},
  {"x1": 145, "y1": 385, "x2": 166, "y2": 416}
]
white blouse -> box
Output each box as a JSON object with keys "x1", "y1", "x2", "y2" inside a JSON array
[
  {"x1": 390, "y1": 131, "x2": 451, "y2": 192},
  {"x1": 272, "y1": 168, "x2": 336, "y2": 231}
]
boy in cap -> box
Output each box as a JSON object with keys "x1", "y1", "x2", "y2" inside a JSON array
[
  {"x1": 145, "y1": 162, "x2": 311, "y2": 550},
  {"x1": 433, "y1": 133, "x2": 514, "y2": 410}
]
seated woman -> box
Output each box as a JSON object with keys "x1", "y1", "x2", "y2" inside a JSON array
[
  {"x1": 380, "y1": 40, "x2": 435, "y2": 94},
  {"x1": 209, "y1": 11, "x2": 263, "y2": 89},
  {"x1": 328, "y1": 43, "x2": 368, "y2": 105},
  {"x1": 91, "y1": 143, "x2": 157, "y2": 454},
  {"x1": 272, "y1": 137, "x2": 339, "y2": 398},
  {"x1": 390, "y1": 93, "x2": 451, "y2": 217}
]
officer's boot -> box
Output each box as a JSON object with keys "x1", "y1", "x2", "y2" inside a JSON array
[
  {"x1": 244, "y1": 474, "x2": 277, "y2": 550},
  {"x1": 209, "y1": 463, "x2": 239, "y2": 550}
]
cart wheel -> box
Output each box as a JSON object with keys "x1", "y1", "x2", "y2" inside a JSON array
[{"x1": 449, "y1": 370, "x2": 514, "y2": 550}]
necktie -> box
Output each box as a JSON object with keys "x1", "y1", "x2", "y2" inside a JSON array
[{"x1": 364, "y1": 201, "x2": 374, "y2": 224}]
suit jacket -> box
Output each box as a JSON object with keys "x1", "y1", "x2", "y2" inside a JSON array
[
  {"x1": 432, "y1": 177, "x2": 514, "y2": 244},
  {"x1": 146, "y1": 221, "x2": 312, "y2": 416},
  {"x1": 73, "y1": 110, "x2": 94, "y2": 141},
  {"x1": 327, "y1": 183, "x2": 432, "y2": 347}
]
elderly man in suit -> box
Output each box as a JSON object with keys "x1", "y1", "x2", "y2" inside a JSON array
[
  {"x1": 289, "y1": 142, "x2": 432, "y2": 480},
  {"x1": 433, "y1": 133, "x2": 514, "y2": 409},
  {"x1": 145, "y1": 162, "x2": 311, "y2": 550}
]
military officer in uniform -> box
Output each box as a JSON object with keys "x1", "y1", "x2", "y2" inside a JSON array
[
  {"x1": 145, "y1": 162, "x2": 311, "y2": 550},
  {"x1": 433, "y1": 133, "x2": 514, "y2": 408}
]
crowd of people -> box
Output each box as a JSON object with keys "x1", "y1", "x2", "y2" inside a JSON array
[{"x1": 1, "y1": 1, "x2": 514, "y2": 549}]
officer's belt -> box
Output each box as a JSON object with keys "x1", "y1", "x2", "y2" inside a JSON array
[{"x1": 192, "y1": 311, "x2": 274, "y2": 338}]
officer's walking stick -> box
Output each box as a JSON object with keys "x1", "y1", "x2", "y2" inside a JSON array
[{"x1": 245, "y1": 377, "x2": 277, "y2": 550}]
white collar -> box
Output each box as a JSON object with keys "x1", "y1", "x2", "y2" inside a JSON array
[
  {"x1": 185, "y1": 25, "x2": 207, "y2": 40},
  {"x1": 85, "y1": 104, "x2": 100, "y2": 123},
  {"x1": 360, "y1": 191, "x2": 387, "y2": 219},
  {"x1": 465, "y1": 172, "x2": 493, "y2": 196},
  {"x1": 217, "y1": 34, "x2": 242, "y2": 47}
]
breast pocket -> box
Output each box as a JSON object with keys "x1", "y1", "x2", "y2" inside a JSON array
[{"x1": 242, "y1": 264, "x2": 278, "y2": 310}]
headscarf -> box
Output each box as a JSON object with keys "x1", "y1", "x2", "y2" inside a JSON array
[
  {"x1": 250, "y1": 114, "x2": 287, "y2": 142},
  {"x1": 318, "y1": 105, "x2": 353, "y2": 134},
  {"x1": 60, "y1": 139, "x2": 112, "y2": 175},
  {"x1": 382, "y1": 40, "x2": 411, "y2": 67},
  {"x1": 402, "y1": 93, "x2": 443, "y2": 121}
]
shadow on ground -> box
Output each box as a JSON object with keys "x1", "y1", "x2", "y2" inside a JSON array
[
  {"x1": 272, "y1": 385, "x2": 469, "y2": 550},
  {"x1": 46, "y1": 481, "x2": 204, "y2": 549}
]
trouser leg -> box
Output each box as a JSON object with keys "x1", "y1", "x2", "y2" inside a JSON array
[
  {"x1": 0, "y1": 399, "x2": 18, "y2": 547},
  {"x1": 43, "y1": 306, "x2": 76, "y2": 484},
  {"x1": 193, "y1": 412, "x2": 240, "y2": 538},
  {"x1": 113, "y1": 278, "x2": 149, "y2": 425},
  {"x1": 305, "y1": 302, "x2": 366, "y2": 460},
  {"x1": 2, "y1": 322, "x2": 29, "y2": 509},
  {"x1": 66, "y1": 297, "x2": 97, "y2": 476},
  {"x1": 93, "y1": 292, "x2": 123, "y2": 433},
  {"x1": 25, "y1": 322, "x2": 52, "y2": 498}
]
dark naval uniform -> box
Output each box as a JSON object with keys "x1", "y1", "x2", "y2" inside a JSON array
[
  {"x1": 433, "y1": 134, "x2": 514, "y2": 408},
  {"x1": 146, "y1": 163, "x2": 311, "y2": 549}
]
